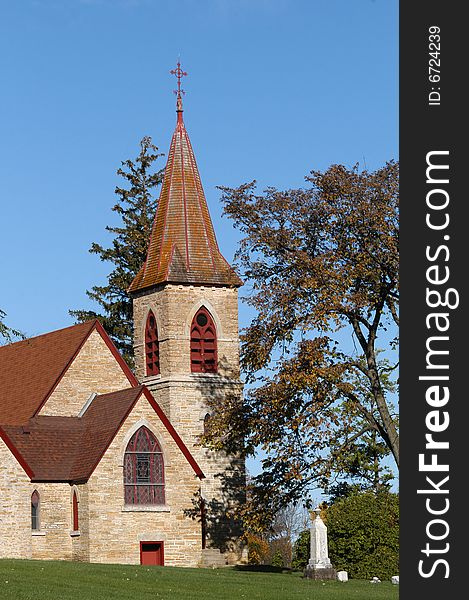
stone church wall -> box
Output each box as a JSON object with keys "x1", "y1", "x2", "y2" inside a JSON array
[
  {"x1": 133, "y1": 284, "x2": 240, "y2": 385},
  {"x1": 39, "y1": 329, "x2": 131, "y2": 418},
  {"x1": 0, "y1": 440, "x2": 89, "y2": 561},
  {"x1": 86, "y1": 395, "x2": 202, "y2": 566},
  {"x1": 0, "y1": 438, "x2": 31, "y2": 559},
  {"x1": 132, "y1": 283, "x2": 246, "y2": 563},
  {"x1": 30, "y1": 482, "x2": 74, "y2": 560}
]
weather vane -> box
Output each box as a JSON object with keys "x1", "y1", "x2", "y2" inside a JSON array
[{"x1": 170, "y1": 60, "x2": 188, "y2": 98}]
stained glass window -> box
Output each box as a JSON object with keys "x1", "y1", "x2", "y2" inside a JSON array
[{"x1": 124, "y1": 426, "x2": 165, "y2": 505}]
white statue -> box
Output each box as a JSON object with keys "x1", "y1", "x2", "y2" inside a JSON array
[{"x1": 308, "y1": 507, "x2": 332, "y2": 569}]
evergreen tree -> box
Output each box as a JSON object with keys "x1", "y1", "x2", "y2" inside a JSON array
[
  {"x1": 0, "y1": 309, "x2": 24, "y2": 344},
  {"x1": 70, "y1": 136, "x2": 164, "y2": 366}
]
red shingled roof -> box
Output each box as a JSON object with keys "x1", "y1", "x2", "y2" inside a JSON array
[
  {"x1": 2, "y1": 386, "x2": 204, "y2": 481},
  {"x1": 128, "y1": 102, "x2": 242, "y2": 292},
  {"x1": 0, "y1": 320, "x2": 137, "y2": 425}
]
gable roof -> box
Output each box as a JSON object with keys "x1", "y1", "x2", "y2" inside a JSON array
[
  {"x1": 128, "y1": 99, "x2": 242, "y2": 292},
  {"x1": 0, "y1": 320, "x2": 137, "y2": 425},
  {"x1": 1, "y1": 385, "x2": 204, "y2": 482}
]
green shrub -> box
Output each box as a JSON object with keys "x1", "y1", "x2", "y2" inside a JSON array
[
  {"x1": 271, "y1": 549, "x2": 284, "y2": 568},
  {"x1": 327, "y1": 490, "x2": 399, "y2": 580}
]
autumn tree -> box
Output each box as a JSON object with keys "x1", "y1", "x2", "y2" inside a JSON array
[
  {"x1": 204, "y1": 161, "x2": 399, "y2": 528},
  {"x1": 70, "y1": 137, "x2": 163, "y2": 365}
]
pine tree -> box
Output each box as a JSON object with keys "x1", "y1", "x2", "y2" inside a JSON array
[
  {"x1": 70, "y1": 136, "x2": 164, "y2": 366},
  {"x1": 0, "y1": 308, "x2": 24, "y2": 344}
]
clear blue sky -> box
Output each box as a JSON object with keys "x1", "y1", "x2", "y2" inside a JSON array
[{"x1": 0, "y1": 0, "x2": 398, "y2": 478}]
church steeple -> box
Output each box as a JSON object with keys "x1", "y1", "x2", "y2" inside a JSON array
[
  {"x1": 129, "y1": 65, "x2": 246, "y2": 563},
  {"x1": 128, "y1": 63, "x2": 242, "y2": 293}
]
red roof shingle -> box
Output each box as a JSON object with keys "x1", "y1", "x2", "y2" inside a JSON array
[
  {"x1": 0, "y1": 321, "x2": 96, "y2": 425},
  {"x1": 2, "y1": 386, "x2": 204, "y2": 481}
]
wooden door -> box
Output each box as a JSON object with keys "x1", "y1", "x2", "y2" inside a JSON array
[{"x1": 140, "y1": 542, "x2": 164, "y2": 566}]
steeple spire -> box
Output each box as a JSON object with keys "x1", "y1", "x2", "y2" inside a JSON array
[{"x1": 128, "y1": 64, "x2": 242, "y2": 294}]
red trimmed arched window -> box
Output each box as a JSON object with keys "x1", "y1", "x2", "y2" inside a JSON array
[
  {"x1": 145, "y1": 311, "x2": 160, "y2": 376},
  {"x1": 72, "y1": 490, "x2": 79, "y2": 531},
  {"x1": 124, "y1": 426, "x2": 165, "y2": 505},
  {"x1": 31, "y1": 490, "x2": 40, "y2": 530},
  {"x1": 190, "y1": 307, "x2": 217, "y2": 373}
]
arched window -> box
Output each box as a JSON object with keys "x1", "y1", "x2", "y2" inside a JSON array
[
  {"x1": 145, "y1": 311, "x2": 160, "y2": 376},
  {"x1": 190, "y1": 307, "x2": 217, "y2": 373},
  {"x1": 31, "y1": 490, "x2": 40, "y2": 531},
  {"x1": 72, "y1": 490, "x2": 79, "y2": 531},
  {"x1": 124, "y1": 426, "x2": 165, "y2": 505}
]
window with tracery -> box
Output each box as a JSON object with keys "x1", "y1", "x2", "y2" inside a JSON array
[
  {"x1": 72, "y1": 490, "x2": 79, "y2": 531},
  {"x1": 31, "y1": 490, "x2": 40, "y2": 530},
  {"x1": 190, "y1": 307, "x2": 217, "y2": 373},
  {"x1": 124, "y1": 426, "x2": 165, "y2": 505},
  {"x1": 145, "y1": 311, "x2": 160, "y2": 376}
]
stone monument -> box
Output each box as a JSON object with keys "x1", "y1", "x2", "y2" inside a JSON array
[{"x1": 304, "y1": 507, "x2": 337, "y2": 580}]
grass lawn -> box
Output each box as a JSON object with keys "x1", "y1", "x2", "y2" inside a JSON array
[{"x1": 0, "y1": 559, "x2": 398, "y2": 600}]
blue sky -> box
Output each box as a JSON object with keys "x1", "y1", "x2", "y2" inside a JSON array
[{"x1": 0, "y1": 0, "x2": 398, "y2": 481}]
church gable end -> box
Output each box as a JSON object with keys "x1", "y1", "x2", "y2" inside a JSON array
[
  {"x1": 39, "y1": 325, "x2": 136, "y2": 418},
  {"x1": 86, "y1": 391, "x2": 203, "y2": 566}
]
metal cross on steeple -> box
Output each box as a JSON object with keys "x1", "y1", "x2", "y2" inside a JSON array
[{"x1": 170, "y1": 60, "x2": 187, "y2": 98}]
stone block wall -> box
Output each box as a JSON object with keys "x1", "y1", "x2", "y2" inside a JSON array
[
  {"x1": 133, "y1": 284, "x2": 240, "y2": 385},
  {"x1": 39, "y1": 329, "x2": 131, "y2": 418},
  {"x1": 132, "y1": 283, "x2": 246, "y2": 564},
  {"x1": 30, "y1": 482, "x2": 74, "y2": 560},
  {"x1": 0, "y1": 439, "x2": 91, "y2": 561},
  {"x1": 0, "y1": 438, "x2": 31, "y2": 559},
  {"x1": 85, "y1": 395, "x2": 202, "y2": 566}
]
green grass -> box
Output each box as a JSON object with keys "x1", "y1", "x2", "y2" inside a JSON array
[{"x1": 0, "y1": 559, "x2": 399, "y2": 600}]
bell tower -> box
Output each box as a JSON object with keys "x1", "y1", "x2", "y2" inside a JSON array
[{"x1": 128, "y1": 63, "x2": 246, "y2": 564}]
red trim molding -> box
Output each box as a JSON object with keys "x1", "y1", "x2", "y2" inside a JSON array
[
  {"x1": 94, "y1": 320, "x2": 139, "y2": 387},
  {"x1": 0, "y1": 426, "x2": 35, "y2": 479},
  {"x1": 33, "y1": 320, "x2": 138, "y2": 418},
  {"x1": 141, "y1": 386, "x2": 205, "y2": 479}
]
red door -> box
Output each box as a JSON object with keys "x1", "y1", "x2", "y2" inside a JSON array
[{"x1": 140, "y1": 542, "x2": 164, "y2": 566}]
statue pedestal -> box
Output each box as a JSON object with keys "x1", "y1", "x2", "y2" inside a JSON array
[
  {"x1": 304, "y1": 564, "x2": 337, "y2": 580},
  {"x1": 304, "y1": 507, "x2": 337, "y2": 580}
]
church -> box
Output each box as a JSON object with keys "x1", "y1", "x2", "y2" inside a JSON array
[{"x1": 0, "y1": 66, "x2": 247, "y2": 567}]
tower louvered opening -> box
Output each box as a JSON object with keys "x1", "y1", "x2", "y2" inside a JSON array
[
  {"x1": 190, "y1": 307, "x2": 217, "y2": 373},
  {"x1": 145, "y1": 311, "x2": 160, "y2": 376}
]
